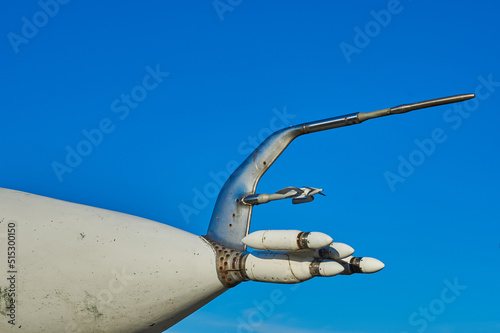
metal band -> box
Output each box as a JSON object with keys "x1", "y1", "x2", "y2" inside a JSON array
[
  {"x1": 298, "y1": 232, "x2": 311, "y2": 249},
  {"x1": 203, "y1": 236, "x2": 245, "y2": 287}
]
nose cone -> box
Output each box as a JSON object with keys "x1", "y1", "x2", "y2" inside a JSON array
[
  {"x1": 317, "y1": 261, "x2": 345, "y2": 277},
  {"x1": 328, "y1": 242, "x2": 355, "y2": 259},
  {"x1": 241, "y1": 230, "x2": 265, "y2": 248},
  {"x1": 358, "y1": 257, "x2": 385, "y2": 274},
  {"x1": 306, "y1": 232, "x2": 333, "y2": 249}
]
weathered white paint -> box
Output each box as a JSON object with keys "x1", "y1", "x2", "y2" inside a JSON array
[
  {"x1": 0, "y1": 188, "x2": 226, "y2": 332},
  {"x1": 242, "y1": 230, "x2": 332, "y2": 251}
]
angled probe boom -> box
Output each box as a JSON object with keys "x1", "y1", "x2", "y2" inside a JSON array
[{"x1": 206, "y1": 93, "x2": 475, "y2": 251}]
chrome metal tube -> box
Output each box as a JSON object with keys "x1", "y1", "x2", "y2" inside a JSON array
[{"x1": 206, "y1": 93, "x2": 475, "y2": 251}]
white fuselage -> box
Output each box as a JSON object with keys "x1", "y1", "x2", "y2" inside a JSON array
[{"x1": 0, "y1": 188, "x2": 226, "y2": 332}]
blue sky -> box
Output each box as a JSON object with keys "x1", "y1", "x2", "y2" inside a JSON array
[{"x1": 1, "y1": 1, "x2": 500, "y2": 332}]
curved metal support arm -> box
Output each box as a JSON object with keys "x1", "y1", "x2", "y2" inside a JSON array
[
  {"x1": 206, "y1": 94, "x2": 475, "y2": 250},
  {"x1": 206, "y1": 113, "x2": 359, "y2": 250}
]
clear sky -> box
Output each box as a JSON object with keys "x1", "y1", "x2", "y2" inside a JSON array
[{"x1": 1, "y1": 1, "x2": 500, "y2": 332}]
